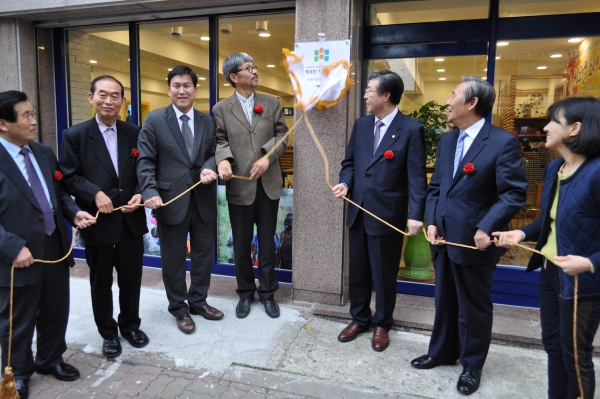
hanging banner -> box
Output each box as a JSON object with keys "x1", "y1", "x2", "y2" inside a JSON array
[
  {"x1": 566, "y1": 37, "x2": 600, "y2": 98},
  {"x1": 283, "y1": 40, "x2": 354, "y2": 112}
]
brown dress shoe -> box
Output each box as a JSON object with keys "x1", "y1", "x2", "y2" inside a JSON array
[
  {"x1": 176, "y1": 312, "x2": 196, "y2": 334},
  {"x1": 190, "y1": 304, "x2": 224, "y2": 320},
  {"x1": 372, "y1": 327, "x2": 389, "y2": 352},
  {"x1": 338, "y1": 322, "x2": 369, "y2": 342}
]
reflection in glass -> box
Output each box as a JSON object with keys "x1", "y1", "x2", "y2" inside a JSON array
[
  {"x1": 499, "y1": 0, "x2": 600, "y2": 18},
  {"x1": 139, "y1": 20, "x2": 210, "y2": 118},
  {"x1": 67, "y1": 27, "x2": 130, "y2": 126},
  {"x1": 368, "y1": 0, "x2": 488, "y2": 25}
]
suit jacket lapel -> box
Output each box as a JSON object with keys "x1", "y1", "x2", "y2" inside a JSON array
[
  {"x1": 116, "y1": 121, "x2": 129, "y2": 182},
  {"x1": 361, "y1": 115, "x2": 376, "y2": 159},
  {"x1": 89, "y1": 119, "x2": 119, "y2": 185},
  {"x1": 165, "y1": 106, "x2": 192, "y2": 164},
  {"x1": 250, "y1": 93, "x2": 261, "y2": 133},
  {"x1": 448, "y1": 123, "x2": 489, "y2": 191},
  {"x1": 229, "y1": 94, "x2": 252, "y2": 132},
  {"x1": 29, "y1": 143, "x2": 58, "y2": 212},
  {"x1": 0, "y1": 144, "x2": 41, "y2": 211},
  {"x1": 367, "y1": 112, "x2": 403, "y2": 169},
  {"x1": 193, "y1": 110, "x2": 205, "y2": 163}
]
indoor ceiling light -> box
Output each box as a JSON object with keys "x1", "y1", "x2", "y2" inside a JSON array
[
  {"x1": 439, "y1": 77, "x2": 446, "y2": 80},
  {"x1": 537, "y1": 66, "x2": 547, "y2": 70},
  {"x1": 89, "y1": 60, "x2": 97, "y2": 63},
  {"x1": 199, "y1": 77, "x2": 206, "y2": 80},
  {"x1": 436, "y1": 69, "x2": 445, "y2": 72},
  {"x1": 256, "y1": 21, "x2": 269, "y2": 32},
  {"x1": 484, "y1": 68, "x2": 487, "y2": 71},
  {"x1": 224, "y1": 83, "x2": 230, "y2": 86},
  {"x1": 267, "y1": 64, "x2": 276, "y2": 68},
  {"x1": 481, "y1": 77, "x2": 487, "y2": 80},
  {"x1": 497, "y1": 41, "x2": 509, "y2": 46},
  {"x1": 168, "y1": 68, "x2": 173, "y2": 71},
  {"x1": 200, "y1": 36, "x2": 210, "y2": 41},
  {"x1": 568, "y1": 38, "x2": 584, "y2": 43},
  {"x1": 220, "y1": 23, "x2": 232, "y2": 35},
  {"x1": 495, "y1": 56, "x2": 500, "y2": 59},
  {"x1": 171, "y1": 27, "x2": 183, "y2": 38},
  {"x1": 434, "y1": 58, "x2": 444, "y2": 62},
  {"x1": 551, "y1": 54, "x2": 562, "y2": 58},
  {"x1": 259, "y1": 32, "x2": 271, "y2": 37}
]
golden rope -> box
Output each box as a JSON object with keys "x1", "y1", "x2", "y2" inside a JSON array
[{"x1": 0, "y1": 266, "x2": 19, "y2": 398}]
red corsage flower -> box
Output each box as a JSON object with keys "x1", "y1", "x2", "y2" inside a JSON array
[
  {"x1": 130, "y1": 148, "x2": 139, "y2": 163},
  {"x1": 254, "y1": 104, "x2": 263, "y2": 114},
  {"x1": 383, "y1": 150, "x2": 395, "y2": 160},
  {"x1": 54, "y1": 171, "x2": 63, "y2": 181},
  {"x1": 462, "y1": 162, "x2": 476, "y2": 178}
]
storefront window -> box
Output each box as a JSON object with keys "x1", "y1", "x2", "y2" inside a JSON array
[
  {"x1": 493, "y1": 36, "x2": 600, "y2": 266},
  {"x1": 499, "y1": 0, "x2": 600, "y2": 18},
  {"x1": 215, "y1": 13, "x2": 296, "y2": 268},
  {"x1": 67, "y1": 26, "x2": 130, "y2": 126},
  {"x1": 139, "y1": 20, "x2": 210, "y2": 119},
  {"x1": 368, "y1": 0, "x2": 489, "y2": 25}
]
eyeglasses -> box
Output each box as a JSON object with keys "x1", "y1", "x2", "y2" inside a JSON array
[
  {"x1": 364, "y1": 88, "x2": 375, "y2": 95},
  {"x1": 235, "y1": 65, "x2": 258, "y2": 73}
]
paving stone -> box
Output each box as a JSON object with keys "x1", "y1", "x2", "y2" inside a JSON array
[{"x1": 184, "y1": 378, "x2": 229, "y2": 397}]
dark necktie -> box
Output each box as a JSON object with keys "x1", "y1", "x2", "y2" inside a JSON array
[
  {"x1": 20, "y1": 147, "x2": 56, "y2": 236},
  {"x1": 180, "y1": 115, "x2": 194, "y2": 160},
  {"x1": 453, "y1": 130, "x2": 468, "y2": 177},
  {"x1": 373, "y1": 120, "x2": 384, "y2": 155}
]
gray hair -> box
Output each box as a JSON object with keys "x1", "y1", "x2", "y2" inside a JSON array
[
  {"x1": 461, "y1": 76, "x2": 495, "y2": 117},
  {"x1": 222, "y1": 52, "x2": 254, "y2": 87}
]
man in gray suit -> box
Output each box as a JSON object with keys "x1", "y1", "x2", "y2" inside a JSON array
[
  {"x1": 137, "y1": 65, "x2": 222, "y2": 334},
  {"x1": 214, "y1": 52, "x2": 288, "y2": 319}
]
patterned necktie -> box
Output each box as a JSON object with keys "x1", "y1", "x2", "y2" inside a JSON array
[
  {"x1": 453, "y1": 130, "x2": 468, "y2": 178},
  {"x1": 20, "y1": 147, "x2": 56, "y2": 236},
  {"x1": 373, "y1": 120, "x2": 385, "y2": 155},
  {"x1": 180, "y1": 115, "x2": 194, "y2": 160}
]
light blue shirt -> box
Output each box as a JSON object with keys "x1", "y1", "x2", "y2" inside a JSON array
[
  {"x1": 374, "y1": 107, "x2": 399, "y2": 148},
  {"x1": 172, "y1": 104, "x2": 195, "y2": 137},
  {"x1": 0, "y1": 136, "x2": 55, "y2": 213},
  {"x1": 236, "y1": 91, "x2": 255, "y2": 124}
]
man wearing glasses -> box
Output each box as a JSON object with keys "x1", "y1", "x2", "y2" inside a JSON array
[{"x1": 215, "y1": 52, "x2": 288, "y2": 319}]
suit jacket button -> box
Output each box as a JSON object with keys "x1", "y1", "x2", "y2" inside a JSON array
[
  {"x1": 447, "y1": 197, "x2": 451, "y2": 200},
  {"x1": 39, "y1": 218, "x2": 43, "y2": 222},
  {"x1": 186, "y1": 184, "x2": 190, "y2": 188},
  {"x1": 119, "y1": 188, "x2": 123, "y2": 192},
  {"x1": 254, "y1": 152, "x2": 258, "y2": 155},
  {"x1": 251, "y1": 134, "x2": 255, "y2": 137}
]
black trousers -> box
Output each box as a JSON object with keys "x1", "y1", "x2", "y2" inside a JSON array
[
  {"x1": 84, "y1": 223, "x2": 144, "y2": 339},
  {"x1": 0, "y1": 228, "x2": 69, "y2": 381},
  {"x1": 159, "y1": 191, "x2": 215, "y2": 316},
  {"x1": 228, "y1": 179, "x2": 279, "y2": 301},
  {"x1": 540, "y1": 260, "x2": 600, "y2": 399},
  {"x1": 427, "y1": 250, "x2": 495, "y2": 371},
  {"x1": 348, "y1": 211, "x2": 403, "y2": 331}
]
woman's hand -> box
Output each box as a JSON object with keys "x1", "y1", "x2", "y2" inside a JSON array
[
  {"x1": 554, "y1": 255, "x2": 593, "y2": 276},
  {"x1": 491, "y1": 230, "x2": 525, "y2": 248}
]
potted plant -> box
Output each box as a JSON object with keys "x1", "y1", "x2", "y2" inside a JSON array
[
  {"x1": 405, "y1": 100, "x2": 452, "y2": 166},
  {"x1": 515, "y1": 102, "x2": 540, "y2": 118}
]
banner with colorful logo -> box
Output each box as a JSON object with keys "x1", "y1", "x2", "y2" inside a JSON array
[
  {"x1": 283, "y1": 40, "x2": 354, "y2": 112},
  {"x1": 566, "y1": 37, "x2": 600, "y2": 98}
]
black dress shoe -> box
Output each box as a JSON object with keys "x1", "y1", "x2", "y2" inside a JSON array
[
  {"x1": 37, "y1": 362, "x2": 80, "y2": 381},
  {"x1": 102, "y1": 337, "x2": 122, "y2": 358},
  {"x1": 236, "y1": 298, "x2": 253, "y2": 318},
  {"x1": 15, "y1": 378, "x2": 29, "y2": 399},
  {"x1": 457, "y1": 369, "x2": 482, "y2": 395},
  {"x1": 261, "y1": 298, "x2": 280, "y2": 318},
  {"x1": 410, "y1": 354, "x2": 457, "y2": 369},
  {"x1": 121, "y1": 329, "x2": 149, "y2": 348}
]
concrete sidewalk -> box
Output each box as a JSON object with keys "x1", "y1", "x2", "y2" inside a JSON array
[{"x1": 15, "y1": 266, "x2": 596, "y2": 399}]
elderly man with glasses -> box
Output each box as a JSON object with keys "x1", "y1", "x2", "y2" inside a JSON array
[{"x1": 214, "y1": 52, "x2": 288, "y2": 319}]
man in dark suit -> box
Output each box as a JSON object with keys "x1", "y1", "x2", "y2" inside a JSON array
[
  {"x1": 60, "y1": 76, "x2": 149, "y2": 358},
  {"x1": 0, "y1": 90, "x2": 96, "y2": 399},
  {"x1": 137, "y1": 65, "x2": 222, "y2": 334},
  {"x1": 410, "y1": 76, "x2": 527, "y2": 395},
  {"x1": 215, "y1": 52, "x2": 289, "y2": 319},
  {"x1": 332, "y1": 70, "x2": 428, "y2": 352}
]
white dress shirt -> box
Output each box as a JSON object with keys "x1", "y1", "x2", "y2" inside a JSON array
[
  {"x1": 172, "y1": 104, "x2": 195, "y2": 137},
  {"x1": 374, "y1": 107, "x2": 399, "y2": 149},
  {"x1": 461, "y1": 118, "x2": 485, "y2": 155},
  {"x1": 96, "y1": 116, "x2": 119, "y2": 177}
]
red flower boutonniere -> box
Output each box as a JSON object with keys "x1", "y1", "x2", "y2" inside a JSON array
[
  {"x1": 462, "y1": 162, "x2": 476, "y2": 179},
  {"x1": 54, "y1": 171, "x2": 63, "y2": 181},
  {"x1": 254, "y1": 104, "x2": 263, "y2": 114},
  {"x1": 379, "y1": 149, "x2": 395, "y2": 162},
  {"x1": 130, "y1": 148, "x2": 139, "y2": 163}
]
